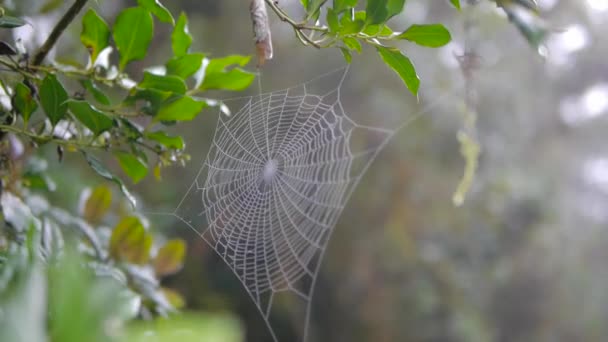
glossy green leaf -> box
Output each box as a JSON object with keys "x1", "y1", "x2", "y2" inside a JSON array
[
  {"x1": 386, "y1": 0, "x2": 406, "y2": 18},
  {"x1": 199, "y1": 68, "x2": 255, "y2": 91},
  {"x1": 124, "y1": 88, "x2": 171, "y2": 116},
  {"x1": 333, "y1": 0, "x2": 357, "y2": 13},
  {"x1": 83, "y1": 152, "x2": 136, "y2": 207},
  {"x1": 81, "y1": 79, "x2": 111, "y2": 106},
  {"x1": 80, "y1": 9, "x2": 110, "y2": 63},
  {"x1": 113, "y1": 7, "x2": 154, "y2": 70},
  {"x1": 340, "y1": 47, "x2": 352, "y2": 63},
  {"x1": 138, "y1": 72, "x2": 187, "y2": 94},
  {"x1": 39, "y1": 74, "x2": 68, "y2": 125},
  {"x1": 171, "y1": 13, "x2": 192, "y2": 57},
  {"x1": 137, "y1": 0, "x2": 174, "y2": 24},
  {"x1": 343, "y1": 37, "x2": 362, "y2": 52},
  {"x1": 82, "y1": 185, "x2": 112, "y2": 224},
  {"x1": 307, "y1": 0, "x2": 326, "y2": 16},
  {"x1": 153, "y1": 239, "x2": 186, "y2": 276},
  {"x1": 366, "y1": 0, "x2": 388, "y2": 25},
  {"x1": 207, "y1": 55, "x2": 251, "y2": 72},
  {"x1": 68, "y1": 100, "x2": 114, "y2": 135},
  {"x1": 146, "y1": 131, "x2": 185, "y2": 149},
  {"x1": 12, "y1": 83, "x2": 38, "y2": 124},
  {"x1": 397, "y1": 24, "x2": 452, "y2": 47},
  {"x1": 155, "y1": 96, "x2": 207, "y2": 122},
  {"x1": 340, "y1": 16, "x2": 365, "y2": 35},
  {"x1": 450, "y1": 0, "x2": 461, "y2": 10},
  {"x1": 198, "y1": 55, "x2": 255, "y2": 91},
  {"x1": 0, "y1": 16, "x2": 26, "y2": 28},
  {"x1": 376, "y1": 46, "x2": 419, "y2": 95},
  {"x1": 109, "y1": 216, "x2": 152, "y2": 264},
  {"x1": 115, "y1": 152, "x2": 148, "y2": 184},
  {"x1": 166, "y1": 53, "x2": 204, "y2": 79},
  {"x1": 326, "y1": 8, "x2": 340, "y2": 33}
]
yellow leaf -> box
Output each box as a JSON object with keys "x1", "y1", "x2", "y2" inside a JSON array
[
  {"x1": 109, "y1": 216, "x2": 152, "y2": 264},
  {"x1": 82, "y1": 185, "x2": 112, "y2": 224},
  {"x1": 161, "y1": 287, "x2": 185, "y2": 309},
  {"x1": 154, "y1": 239, "x2": 186, "y2": 276}
]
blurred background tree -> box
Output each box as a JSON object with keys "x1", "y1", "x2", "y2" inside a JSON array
[{"x1": 3, "y1": 0, "x2": 607, "y2": 342}]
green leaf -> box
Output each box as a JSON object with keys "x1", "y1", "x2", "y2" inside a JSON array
[
  {"x1": 115, "y1": 152, "x2": 148, "y2": 184},
  {"x1": 339, "y1": 47, "x2": 352, "y2": 63},
  {"x1": 82, "y1": 185, "x2": 112, "y2": 224},
  {"x1": 450, "y1": 0, "x2": 460, "y2": 10},
  {"x1": 113, "y1": 7, "x2": 154, "y2": 70},
  {"x1": 397, "y1": 24, "x2": 452, "y2": 47},
  {"x1": 333, "y1": 0, "x2": 358, "y2": 13},
  {"x1": 125, "y1": 88, "x2": 171, "y2": 116},
  {"x1": 155, "y1": 96, "x2": 207, "y2": 122},
  {"x1": 199, "y1": 68, "x2": 255, "y2": 91},
  {"x1": 80, "y1": 9, "x2": 110, "y2": 63},
  {"x1": 109, "y1": 216, "x2": 152, "y2": 264},
  {"x1": 0, "y1": 16, "x2": 26, "y2": 28},
  {"x1": 343, "y1": 37, "x2": 362, "y2": 53},
  {"x1": 366, "y1": 0, "x2": 388, "y2": 25},
  {"x1": 12, "y1": 83, "x2": 38, "y2": 124},
  {"x1": 166, "y1": 53, "x2": 204, "y2": 79},
  {"x1": 81, "y1": 79, "x2": 111, "y2": 106},
  {"x1": 376, "y1": 46, "x2": 419, "y2": 95},
  {"x1": 326, "y1": 8, "x2": 340, "y2": 33},
  {"x1": 83, "y1": 152, "x2": 136, "y2": 208},
  {"x1": 171, "y1": 13, "x2": 192, "y2": 57},
  {"x1": 307, "y1": 0, "x2": 326, "y2": 16},
  {"x1": 198, "y1": 55, "x2": 255, "y2": 91},
  {"x1": 386, "y1": 0, "x2": 406, "y2": 19},
  {"x1": 146, "y1": 131, "x2": 185, "y2": 149},
  {"x1": 153, "y1": 239, "x2": 186, "y2": 276},
  {"x1": 68, "y1": 100, "x2": 114, "y2": 135},
  {"x1": 138, "y1": 72, "x2": 187, "y2": 94},
  {"x1": 340, "y1": 16, "x2": 365, "y2": 35},
  {"x1": 137, "y1": 0, "x2": 174, "y2": 24},
  {"x1": 39, "y1": 74, "x2": 68, "y2": 125},
  {"x1": 205, "y1": 55, "x2": 251, "y2": 73}
]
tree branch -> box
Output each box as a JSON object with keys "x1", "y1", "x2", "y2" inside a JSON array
[{"x1": 32, "y1": 0, "x2": 90, "y2": 66}]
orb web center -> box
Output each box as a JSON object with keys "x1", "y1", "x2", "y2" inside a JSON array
[{"x1": 262, "y1": 159, "x2": 279, "y2": 183}]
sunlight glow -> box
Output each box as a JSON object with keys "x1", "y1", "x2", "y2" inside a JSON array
[{"x1": 587, "y1": 0, "x2": 608, "y2": 11}]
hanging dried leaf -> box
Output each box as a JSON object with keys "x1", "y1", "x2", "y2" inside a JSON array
[{"x1": 250, "y1": 0, "x2": 273, "y2": 67}]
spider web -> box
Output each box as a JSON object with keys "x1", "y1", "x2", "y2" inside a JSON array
[{"x1": 166, "y1": 67, "x2": 452, "y2": 341}]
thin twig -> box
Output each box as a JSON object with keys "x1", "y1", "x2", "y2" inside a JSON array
[{"x1": 32, "y1": 0, "x2": 90, "y2": 66}]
